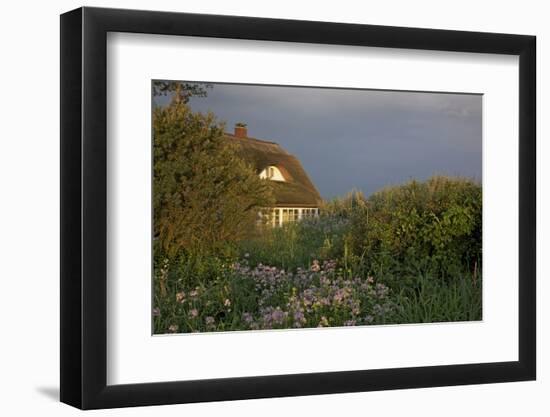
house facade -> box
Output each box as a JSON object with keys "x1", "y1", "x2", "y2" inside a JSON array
[{"x1": 225, "y1": 124, "x2": 322, "y2": 226}]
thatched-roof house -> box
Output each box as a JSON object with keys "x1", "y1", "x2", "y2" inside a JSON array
[{"x1": 225, "y1": 124, "x2": 321, "y2": 226}]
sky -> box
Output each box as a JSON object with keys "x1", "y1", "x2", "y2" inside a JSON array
[{"x1": 155, "y1": 82, "x2": 482, "y2": 199}]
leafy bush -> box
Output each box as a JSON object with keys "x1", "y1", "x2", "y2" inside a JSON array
[{"x1": 350, "y1": 176, "x2": 481, "y2": 287}]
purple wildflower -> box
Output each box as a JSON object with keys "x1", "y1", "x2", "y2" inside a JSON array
[{"x1": 242, "y1": 312, "x2": 254, "y2": 324}]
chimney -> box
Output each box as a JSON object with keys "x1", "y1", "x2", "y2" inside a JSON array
[{"x1": 234, "y1": 123, "x2": 248, "y2": 138}]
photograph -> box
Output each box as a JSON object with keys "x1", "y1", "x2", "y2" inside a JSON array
[{"x1": 151, "y1": 80, "x2": 483, "y2": 334}]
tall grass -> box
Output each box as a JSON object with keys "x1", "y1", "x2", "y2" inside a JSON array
[
  {"x1": 238, "y1": 216, "x2": 350, "y2": 271},
  {"x1": 393, "y1": 273, "x2": 482, "y2": 323}
]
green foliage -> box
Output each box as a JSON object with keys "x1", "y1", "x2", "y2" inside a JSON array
[
  {"x1": 238, "y1": 191, "x2": 368, "y2": 273},
  {"x1": 238, "y1": 216, "x2": 350, "y2": 271},
  {"x1": 153, "y1": 97, "x2": 274, "y2": 262},
  {"x1": 349, "y1": 176, "x2": 482, "y2": 287},
  {"x1": 321, "y1": 189, "x2": 368, "y2": 220},
  {"x1": 393, "y1": 272, "x2": 482, "y2": 323}
]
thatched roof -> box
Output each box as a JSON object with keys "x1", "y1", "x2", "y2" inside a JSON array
[{"x1": 224, "y1": 133, "x2": 322, "y2": 208}]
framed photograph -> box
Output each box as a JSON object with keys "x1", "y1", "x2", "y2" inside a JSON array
[{"x1": 60, "y1": 6, "x2": 536, "y2": 409}]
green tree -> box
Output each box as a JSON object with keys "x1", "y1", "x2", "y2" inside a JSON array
[{"x1": 153, "y1": 96, "x2": 274, "y2": 261}]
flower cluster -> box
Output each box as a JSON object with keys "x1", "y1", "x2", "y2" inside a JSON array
[
  {"x1": 157, "y1": 259, "x2": 397, "y2": 333},
  {"x1": 230, "y1": 259, "x2": 396, "y2": 330}
]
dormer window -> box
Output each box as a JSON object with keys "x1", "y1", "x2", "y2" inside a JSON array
[{"x1": 259, "y1": 165, "x2": 285, "y2": 182}]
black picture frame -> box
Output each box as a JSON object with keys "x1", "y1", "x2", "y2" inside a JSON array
[{"x1": 60, "y1": 6, "x2": 536, "y2": 410}]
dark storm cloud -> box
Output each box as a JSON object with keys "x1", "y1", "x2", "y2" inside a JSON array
[{"x1": 160, "y1": 82, "x2": 482, "y2": 199}]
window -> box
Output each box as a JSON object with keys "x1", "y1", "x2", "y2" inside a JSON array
[
  {"x1": 276, "y1": 208, "x2": 318, "y2": 225},
  {"x1": 301, "y1": 208, "x2": 319, "y2": 219},
  {"x1": 273, "y1": 209, "x2": 280, "y2": 226},
  {"x1": 282, "y1": 209, "x2": 289, "y2": 223},
  {"x1": 280, "y1": 209, "x2": 299, "y2": 223},
  {"x1": 260, "y1": 166, "x2": 285, "y2": 182},
  {"x1": 302, "y1": 209, "x2": 312, "y2": 218}
]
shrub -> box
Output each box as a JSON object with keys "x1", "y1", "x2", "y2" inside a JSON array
[{"x1": 350, "y1": 176, "x2": 481, "y2": 286}]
